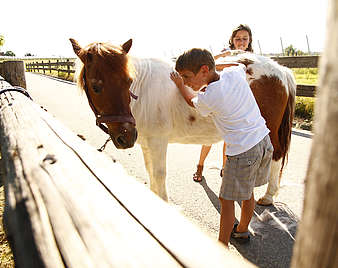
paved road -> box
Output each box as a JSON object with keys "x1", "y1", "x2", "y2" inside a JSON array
[{"x1": 25, "y1": 73, "x2": 313, "y2": 268}]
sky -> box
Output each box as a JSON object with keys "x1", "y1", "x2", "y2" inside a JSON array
[{"x1": 1, "y1": 0, "x2": 329, "y2": 59}]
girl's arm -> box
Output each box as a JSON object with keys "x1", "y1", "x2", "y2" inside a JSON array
[{"x1": 214, "y1": 50, "x2": 231, "y2": 60}]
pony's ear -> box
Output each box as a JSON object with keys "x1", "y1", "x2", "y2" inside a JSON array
[
  {"x1": 122, "y1": 39, "x2": 132, "y2": 54},
  {"x1": 69, "y1": 38, "x2": 85, "y2": 62}
]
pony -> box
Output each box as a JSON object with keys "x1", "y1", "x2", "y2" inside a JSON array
[{"x1": 69, "y1": 38, "x2": 296, "y2": 205}]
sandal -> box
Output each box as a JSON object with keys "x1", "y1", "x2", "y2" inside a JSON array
[
  {"x1": 193, "y1": 165, "x2": 204, "y2": 182},
  {"x1": 231, "y1": 224, "x2": 250, "y2": 244}
]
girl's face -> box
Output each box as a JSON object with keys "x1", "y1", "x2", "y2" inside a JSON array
[{"x1": 233, "y1": 30, "x2": 250, "y2": 51}]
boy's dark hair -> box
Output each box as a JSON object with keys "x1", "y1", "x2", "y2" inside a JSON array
[
  {"x1": 229, "y1": 24, "x2": 254, "y2": 52},
  {"x1": 175, "y1": 48, "x2": 215, "y2": 74}
]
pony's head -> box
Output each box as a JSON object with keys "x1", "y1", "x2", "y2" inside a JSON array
[{"x1": 70, "y1": 38, "x2": 137, "y2": 149}]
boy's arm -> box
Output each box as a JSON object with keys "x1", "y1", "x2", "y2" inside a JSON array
[{"x1": 170, "y1": 72, "x2": 195, "y2": 107}]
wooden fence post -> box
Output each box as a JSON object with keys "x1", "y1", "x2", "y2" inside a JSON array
[
  {"x1": 42, "y1": 60, "x2": 45, "y2": 74},
  {"x1": 67, "y1": 58, "x2": 70, "y2": 78},
  {"x1": 291, "y1": 0, "x2": 338, "y2": 266},
  {"x1": 0, "y1": 62, "x2": 4, "y2": 77},
  {"x1": 56, "y1": 59, "x2": 59, "y2": 78},
  {"x1": 3, "y1": 61, "x2": 27, "y2": 89}
]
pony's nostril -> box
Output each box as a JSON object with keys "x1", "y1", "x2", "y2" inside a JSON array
[{"x1": 117, "y1": 135, "x2": 127, "y2": 147}]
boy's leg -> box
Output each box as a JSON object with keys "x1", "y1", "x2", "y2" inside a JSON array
[
  {"x1": 237, "y1": 193, "x2": 255, "y2": 233},
  {"x1": 218, "y1": 197, "x2": 235, "y2": 246}
]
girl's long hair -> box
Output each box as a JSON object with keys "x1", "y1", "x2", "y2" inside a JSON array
[{"x1": 229, "y1": 24, "x2": 253, "y2": 52}]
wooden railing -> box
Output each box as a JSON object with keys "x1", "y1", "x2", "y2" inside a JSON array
[
  {"x1": 25, "y1": 59, "x2": 75, "y2": 78},
  {"x1": 25, "y1": 55, "x2": 319, "y2": 97}
]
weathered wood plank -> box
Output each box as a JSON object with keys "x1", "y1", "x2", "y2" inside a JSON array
[
  {"x1": 0, "y1": 79, "x2": 255, "y2": 267},
  {"x1": 0, "y1": 89, "x2": 181, "y2": 267},
  {"x1": 296, "y1": 84, "x2": 316, "y2": 97}
]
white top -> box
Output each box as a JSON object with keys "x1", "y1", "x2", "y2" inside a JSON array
[{"x1": 192, "y1": 65, "x2": 269, "y2": 156}]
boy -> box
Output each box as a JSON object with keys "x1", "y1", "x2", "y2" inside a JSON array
[{"x1": 170, "y1": 48, "x2": 273, "y2": 246}]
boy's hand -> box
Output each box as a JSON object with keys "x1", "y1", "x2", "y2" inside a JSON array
[
  {"x1": 170, "y1": 71, "x2": 184, "y2": 89},
  {"x1": 170, "y1": 71, "x2": 194, "y2": 108}
]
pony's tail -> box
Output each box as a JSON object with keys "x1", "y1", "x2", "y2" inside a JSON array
[{"x1": 278, "y1": 69, "x2": 296, "y2": 176}]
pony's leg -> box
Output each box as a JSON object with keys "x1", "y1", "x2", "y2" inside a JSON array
[
  {"x1": 143, "y1": 137, "x2": 169, "y2": 202},
  {"x1": 257, "y1": 159, "x2": 282, "y2": 206},
  {"x1": 140, "y1": 144, "x2": 153, "y2": 180}
]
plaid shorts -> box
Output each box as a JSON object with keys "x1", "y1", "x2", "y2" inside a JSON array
[{"x1": 219, "y1": 135, "x2": 273, "y2": 201}]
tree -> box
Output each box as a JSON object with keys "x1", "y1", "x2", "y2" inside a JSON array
[
  {"x1": 0, "y1": 34, "x2": 4, "y2": 49},
  {"x1": 284, "y1": 45, "x2": 297, "y2": 56},
  {"x1": 291, "y1": 0, "x2": 338, "y2": 267},
  {"x1": 4, "y1": 51, "x2": 15, "y2": 57}
]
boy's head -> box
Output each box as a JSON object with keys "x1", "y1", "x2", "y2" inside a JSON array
[
  {"x1": 175, "y1": 48, "x2": 216, "y2": 91},
  {"x1": 175, "y1": 48, "x2": 215, "y2": 74}
]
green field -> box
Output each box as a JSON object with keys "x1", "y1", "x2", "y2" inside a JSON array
[{"x1": 293, "y1": 68, "x2": 318, "y2": 85}]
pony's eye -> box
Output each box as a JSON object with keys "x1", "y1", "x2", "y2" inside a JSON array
[{"x1": 92, "y1": 84, "x2": 103, "y2": 94}]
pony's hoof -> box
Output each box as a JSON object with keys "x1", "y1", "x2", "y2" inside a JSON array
[{"x1": 257, "y1": 197, "x2": 273, "y2": 206}]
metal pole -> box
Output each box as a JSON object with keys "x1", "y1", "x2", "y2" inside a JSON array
[
  {"x1": 306, "y1": 35, "x2": 311, "y2": 55},
  {"x1": 280, "y1": 37, "x2": 284, "y2": 56},
  {"x1": 257, "y1": 40, "x2": 262, "y2": 55}
]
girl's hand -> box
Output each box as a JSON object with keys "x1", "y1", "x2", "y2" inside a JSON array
[{"x1": 170, "y1": 71, "x2": 184, "y2": 89}]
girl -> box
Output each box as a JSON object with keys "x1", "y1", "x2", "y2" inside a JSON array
[{"x1": 193, "y1": 24, "x2": 254, "y2": 182}]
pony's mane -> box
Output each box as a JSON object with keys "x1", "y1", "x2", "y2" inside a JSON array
[{"x1": 75, "y1": 41, "x2": 135, "y2": 92}]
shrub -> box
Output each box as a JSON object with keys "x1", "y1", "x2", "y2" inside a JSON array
[{"x1": 295, "y1": 97, "x2": 315, "y2": 120}]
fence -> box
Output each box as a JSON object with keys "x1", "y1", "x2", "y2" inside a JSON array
[
  {"x1": 25, "y1": 55, "x2": 319, "y2": 97},
  {"x1": 25, "y1": 58, "x2": 75, "y2": 78},
  {"x1": 0, "y1": 66, "x2": 255, "y2": 267}
]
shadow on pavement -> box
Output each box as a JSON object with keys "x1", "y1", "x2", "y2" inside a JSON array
[
  {"x1": 200, "y1": 181, "x2": 298, "y2": 268},
  {"x1": 200, "y1": 179, "x2": 220, "y2": 213},
  {"x1": 232, "y1": 202, "x2": 299, "y2": 268}
]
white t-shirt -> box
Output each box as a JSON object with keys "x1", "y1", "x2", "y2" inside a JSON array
[{"x1": 192, "y1": 65, "x2": 269, "y2": 156}]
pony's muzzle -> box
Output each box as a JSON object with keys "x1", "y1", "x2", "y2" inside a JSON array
[{"x1": 110, "y1": 123, "x2": 137, "y2": 149}]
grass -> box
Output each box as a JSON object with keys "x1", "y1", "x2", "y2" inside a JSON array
[
  {"x1": 292, "y1": 68, "x2": 317, "y2": 130},
  {"x1": 0, "y1": 186, "x2": 14, "y2": 268},
  {"x1": 293, "y1": 68, "x2": 318, "y2": 85}
]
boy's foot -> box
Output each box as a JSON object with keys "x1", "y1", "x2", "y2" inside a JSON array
[
  {"x1": 193, "y1": 165, "x2": 203, "y2": 182},
  {"x1": 231, "y1": 224, "x2": 250, "y2": 244}
]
